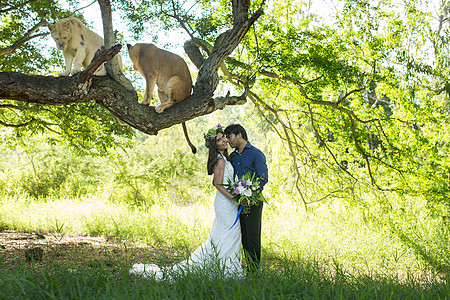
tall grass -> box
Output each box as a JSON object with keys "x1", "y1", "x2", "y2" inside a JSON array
[
  {"x1": 1, "y1": 256, "x2": 447, "y2": 299},
  {"x1": 1, "y1": 192, "x2": 445, "y2": 274},
  {"x1": 1, "y1": 192, "x2": 449, "y2": 299},
  {"x1": 0, "y1": 120, "x2": 449, "y2": 298},
  {"x1": 0, "y1": 195, "x2": 213, "y2": 247}
]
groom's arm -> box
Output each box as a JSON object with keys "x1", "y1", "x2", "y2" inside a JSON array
[{"x1": 254, "y1": 149, "x2": 268, "y2": 191}]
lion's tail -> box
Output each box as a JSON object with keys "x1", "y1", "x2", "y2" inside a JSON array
[{"x1": 182, "y1": 122, "x2": 197, "y2": 154}]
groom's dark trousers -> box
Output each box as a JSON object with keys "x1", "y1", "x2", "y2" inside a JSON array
[
  {"x1": 228, "y1": 140, "x2": 268, "y2": 273},
  {"x1": 240, "y1": 201, "x2": 263, "y2": 272}
]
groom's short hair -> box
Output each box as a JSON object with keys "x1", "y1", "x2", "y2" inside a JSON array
[{"x1": 224, "y1": 124, "x2": 248, "y2": 141}]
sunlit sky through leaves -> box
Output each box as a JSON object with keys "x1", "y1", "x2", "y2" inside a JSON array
[{"x1": 58, "y1": 0, "x2": 342, "y2": 54}]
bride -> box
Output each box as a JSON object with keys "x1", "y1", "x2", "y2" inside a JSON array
[{"x1": 129, "y1": 124, "x2": 243, "y2": 280}]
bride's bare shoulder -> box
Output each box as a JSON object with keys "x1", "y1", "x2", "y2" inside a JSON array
[{"x1": 215, "y1": 157, "x2": 225, "y2": 167}]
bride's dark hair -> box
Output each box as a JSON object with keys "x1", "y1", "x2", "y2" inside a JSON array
[{"x1": 206, "y1": 128, "x2": 229, "y2": 175}]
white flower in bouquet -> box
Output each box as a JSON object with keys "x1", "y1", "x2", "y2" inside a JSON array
[
  {"x1": 222, "y1": 172, "x2": 266, "y2": 208},
  {"x1": 234, "y1": 182, "x2": 244, "y2": 195},
  {"x1": 242, "y1": 187, "x2": 252, "y2": 197}
]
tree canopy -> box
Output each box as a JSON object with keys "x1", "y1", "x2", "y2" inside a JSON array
[{"x1": 1, "y1": 0, "x2": 450, "y2": 210}]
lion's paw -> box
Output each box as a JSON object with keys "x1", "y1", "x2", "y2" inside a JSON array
[
  {"x1": 141, "y1": 97, "x2": 152, "y2": 105},
  {"x1": 58, "y1": 71, "x2": 70, "y2": 77},
  {"x1": 155, "y1": 105, "x2": 165, "y2": 114}
]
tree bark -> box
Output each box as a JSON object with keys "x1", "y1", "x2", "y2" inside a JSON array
[
  {"x1": 97, "y1": 0, "x2": 133, "y2": 91},
  {"x1": 0, "y1": 0, "x2": 263, "y2": 135}
]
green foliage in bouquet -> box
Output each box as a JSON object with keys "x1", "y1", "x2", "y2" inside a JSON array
[{"x1": 222, "y1": 172, "x2": 267, "y2": 211}]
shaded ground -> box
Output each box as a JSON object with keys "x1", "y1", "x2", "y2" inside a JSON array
[
  {"x1": 0, "y1": 230, "x2": 289, "y2": 282},
  {"x1": 0, "y1": 230, "x2": 184, "y2": 271},
  {"x1": 0, "y1": 230, "x2": 447, "y2": 287},
  {"x1": 1, "y1": 231, "x2": 449, "y2": 300}
]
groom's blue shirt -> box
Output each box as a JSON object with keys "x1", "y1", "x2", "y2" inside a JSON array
[{"x1": 230, "y1": 142, "x2": 268, "y2": 191}]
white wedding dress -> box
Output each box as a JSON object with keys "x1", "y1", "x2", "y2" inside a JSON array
[{"x1": 129, "y1": 154, "x2": 243, "y2": 280}]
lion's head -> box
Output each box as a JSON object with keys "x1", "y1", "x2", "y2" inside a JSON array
[{"x1": 47, "y1": 17, "x2": 83, "y2": 51}]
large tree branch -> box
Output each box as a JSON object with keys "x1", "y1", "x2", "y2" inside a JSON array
[
  {"x1": 193, "y1": 0, "x2": 264, "y2": 95},
  {"x1": 0, "y1": 0, "x2": 264, "y2": 136},
  {"x1": 0, "y1": 71, "x2": 246, "y2": 134},
  {"x1": 79, "y1": 44, "x2": 122, "y2": 83}
]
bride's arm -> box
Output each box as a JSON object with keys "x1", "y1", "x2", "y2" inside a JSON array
[{"x1": 213, "y1": 159, "x2": 234, "y2": 200}]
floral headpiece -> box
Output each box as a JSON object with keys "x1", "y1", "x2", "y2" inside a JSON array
[{"x1": 204, "y1": 123, "x2": 223, "y2": 146}]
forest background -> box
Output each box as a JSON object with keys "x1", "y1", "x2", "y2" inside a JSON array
[{"x1": 0, "y1": 0, "x2": 449, "y2": 298}]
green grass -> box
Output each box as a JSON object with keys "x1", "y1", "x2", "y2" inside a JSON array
[
  {"x1": 0, "y1": 193, "x2": 449, "y2": 299},
  {"x1": 0, "y1": 251, "x2": 447, "y2": 299},
  {"x1": 0, "y1": 195, "x2": 213, "y2": 247}
]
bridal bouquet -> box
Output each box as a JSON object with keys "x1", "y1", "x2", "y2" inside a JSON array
[{"x1": 223, "y1": 172, "x2": 266, "y2": 214}]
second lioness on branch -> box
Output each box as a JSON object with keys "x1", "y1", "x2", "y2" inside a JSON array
[{"x1": 127, "y1": 43, "x2": 197, "y2": 154}]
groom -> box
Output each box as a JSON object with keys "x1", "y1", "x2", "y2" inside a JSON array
[{"x1": 224, "y1": 124, "x2": 268, "y2": 273}]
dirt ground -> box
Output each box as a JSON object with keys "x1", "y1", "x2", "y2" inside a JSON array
[
  {"x1": 0, "y1": 230, "x2": 183, "y2": 271},
  {"x1": 1, "y1": 230, "x2": 447, "y2": 286}
]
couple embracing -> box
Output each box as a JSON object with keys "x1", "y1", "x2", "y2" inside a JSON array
[{"x1": 130, "y1": 123, "x2": 268, "y2": 280}]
